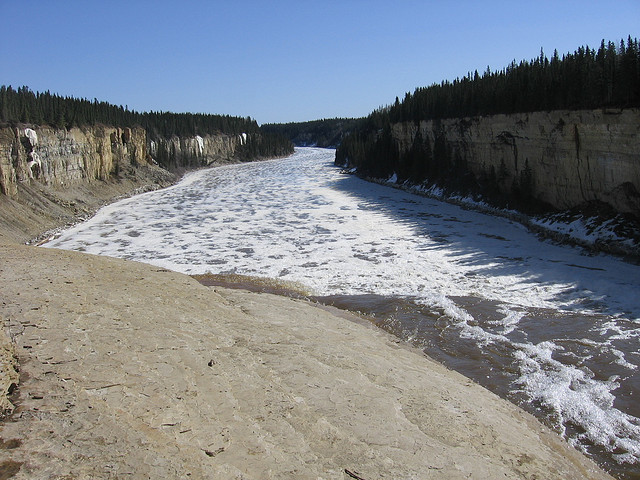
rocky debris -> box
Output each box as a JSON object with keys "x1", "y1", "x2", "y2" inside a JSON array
[{"x1": 0, "y1": 324, "x2": 18, "y2": 416}]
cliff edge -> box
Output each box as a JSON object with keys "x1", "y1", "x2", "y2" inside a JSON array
[{"x1": 388, "y1": 109, "x2": 640, "y2": 215}]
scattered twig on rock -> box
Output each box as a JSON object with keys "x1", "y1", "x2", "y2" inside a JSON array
[
  {"x1": 85, "y1": 383, "x2": 121, "y2": 390},
  {"x1": 203, "y1": 447, "x2": 225, "y2": 457},
  {"x1": 344, "y1": 469, "x2": 368, "y2": 480},
  {"x1": 44, "y1": 359, "x2": 78, "y2": 365}
]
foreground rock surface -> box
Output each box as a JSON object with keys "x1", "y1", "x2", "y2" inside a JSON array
[{"x1": 0, "y1": 243, "x2": 612, "y2": 479}]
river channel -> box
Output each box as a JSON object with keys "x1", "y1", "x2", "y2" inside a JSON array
[{"x1": 45, "y1": 147, "x2": 640, "y2": 478}]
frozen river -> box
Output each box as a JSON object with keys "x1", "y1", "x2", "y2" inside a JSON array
[{"x1": 45, "y1": 147, "x2": 640, "y2": 477}]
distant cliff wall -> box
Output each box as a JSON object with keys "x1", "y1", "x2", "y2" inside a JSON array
[
  {"x1": 343, "y1": 109, "x2": 640, "y2": 215},
  {"x1": 0, "y1": 126, "x2": 249, "y2": 197},
  {"x1": 403, "y1": 109, "x2": 640, "y2": 214},
  {"x1": 149, "y1": 132, "x2": 247, "y2": 170},
  {"x1": 0, "y1": 125, "x2": 248, "y2": 243}
]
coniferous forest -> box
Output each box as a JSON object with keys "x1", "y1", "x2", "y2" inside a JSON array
[
  {"x1": 262, "y1": 117, "x2": 365, "y2": 148},
  {"x1": 336, "y1": 37, "x2": 640, "y2": 180},
  {"x1": 0, "y1": 86, "x2": 293, "y2": 162},
  {"x1": 391, "y1": 37, "x2": 639, "y2": 123}
]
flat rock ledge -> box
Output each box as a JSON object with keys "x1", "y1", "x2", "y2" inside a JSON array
[{"x1": 0, "y1": 243, "x2": 613, "y2": 479}]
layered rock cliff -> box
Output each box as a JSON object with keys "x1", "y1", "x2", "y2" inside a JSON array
[
  {"x1": 341, "y1": 109, "x2": 640, "y2": 217},
  {"x1": 0, "y1": 125, "x2": 247, "y2": 243},
  {"x1": 149, "y1": 132, "x2": 247, "y2": 170},
  {"x1": 0, "y1": 126, "x2": 249, "y2": 196},
  {"x1": 0, "y1": 126, "x2": 150, "y2": 196}
]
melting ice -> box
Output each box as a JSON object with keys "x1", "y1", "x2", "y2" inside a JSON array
[{"x1": 45, "y1": 147, "x2": 640, "y2": 473}]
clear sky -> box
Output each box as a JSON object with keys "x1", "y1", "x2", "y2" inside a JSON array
[{"x1": 1, "y1": 1, "x2": 638, "y2": 124}]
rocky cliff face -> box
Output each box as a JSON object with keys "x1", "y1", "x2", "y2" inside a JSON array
[
  {"x1": 149, "y1": 132, "x2": 246, "y2": 170},
  {"x1": 388, "y1": 109, "x2": 640, "y2": 215},
  {"x1": 0, "y1": 125, "x2": 149, "y2": 196},
  {"x1": 0, "y1": 126, "x2": 247, "y2": 197},
  {"x1": 0, "y1": 125, "x2": 247, "y2": 243}
]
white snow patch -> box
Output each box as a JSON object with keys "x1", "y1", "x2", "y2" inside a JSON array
[
  {"x1": 27, "y1": 152, "x2": 41, "y2": 177},
  {"x1": 195, "y1": 135, "x2": 204, "y2": 155},
  {"x1": 24, "y1": 128, "x2": 37, "y2": 146}
]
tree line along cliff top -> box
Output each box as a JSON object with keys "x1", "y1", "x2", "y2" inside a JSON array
[
  {"x1": 263, "y1": 37, "x2": 639, "y2": 152},
  {"x1": 0, "y1": 86, "x2": 294, "y2": 160},
  {"x1": 336, "y1": 36, "x2": 639, "y2": 169},
  {"x1": 330, "y1": 36, "x2": 640, "y2": 223},
  {"x1": 360, "y1": 36, "x2": 640, "y2": 132}
]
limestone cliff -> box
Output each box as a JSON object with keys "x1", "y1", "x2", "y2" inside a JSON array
[
  {"x1": 149, "y1": 132, "x2": 247, "y2": 170},
  {"x1": 339, "y1": 109, "x2": 640, "y2": 217},
  {"x1": 388, "y1": 109, "x2": 640, "y2": 215},
  {"x1": 0, "y1": 126, "x2": 249, "y2": 197},
  {"x1": 0, "y1": 125, "x2": 150, "y2": 196}
]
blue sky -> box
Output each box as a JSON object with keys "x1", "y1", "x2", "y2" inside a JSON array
[{"x1": 1, "y1": 1, "x2": 638, "y2": 124}]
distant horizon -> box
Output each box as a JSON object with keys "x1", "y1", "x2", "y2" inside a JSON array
[{"x1": 1, "y1": 1, "x2": 638, "y2": 124}]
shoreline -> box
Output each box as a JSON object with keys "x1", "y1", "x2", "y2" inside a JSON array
[
  {"x1": 353, "y1": 172, "x2": 640, "y2": 262},
  {"x1": 0, "y1": 243, "x2": 613, "y2": 479},
  {"x1": 0, "y1": 164, "x2": 177, "y2": 246}
]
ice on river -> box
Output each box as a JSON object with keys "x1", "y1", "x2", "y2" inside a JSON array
[{"x1": 45, "y1": 147, "x2": 640, "y2": 470}]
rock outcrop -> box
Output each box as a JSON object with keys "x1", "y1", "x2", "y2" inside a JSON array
[
  {"x1": 0, "y1": 125, "x2": 251, "y2": 243},
  {"x1": 0, "y1": 125, "x2": 149, "y2": 196},
  {"x1": 0, "y1": 242, "x2": 614, "y2": 480},
  {"x1": 0, "y1": 126, "x2": 247, "y2": 199},
  {"x1": 378, "y1": 109, "x2": 640, "y2": 215},
  {"x1": 0, "y1": 321, "x2": 18, "y2": 415},
  {"x1": 149, "y1": 132, "x2": 247, "y2": 170}
]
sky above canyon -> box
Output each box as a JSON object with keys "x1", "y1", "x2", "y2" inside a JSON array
[{"x1": 1, "y1": 0, "x2": 638, "y2": 124}]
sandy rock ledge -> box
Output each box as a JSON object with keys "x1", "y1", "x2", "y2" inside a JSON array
[{"x1": 0, "y1": 243, "x2": 612, "y2": 479}]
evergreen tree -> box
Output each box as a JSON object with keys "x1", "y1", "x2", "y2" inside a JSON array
[{"x1": 337, "y1": 36, "x2": 639, "y2": 173}]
